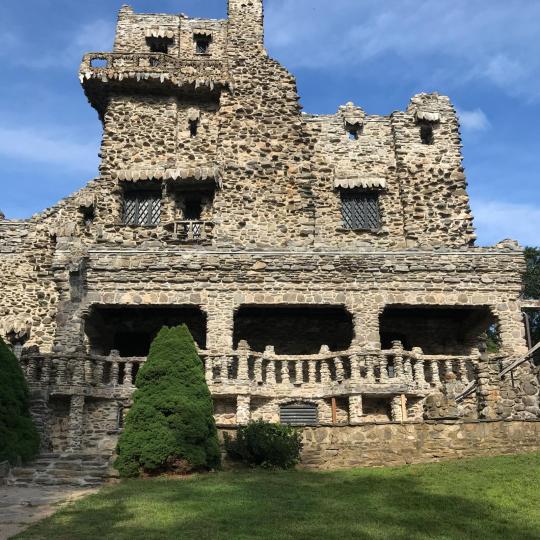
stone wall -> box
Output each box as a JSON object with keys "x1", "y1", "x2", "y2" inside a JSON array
[{"x1": 220, "y1": 420, "x2": 540, "y2": 469}]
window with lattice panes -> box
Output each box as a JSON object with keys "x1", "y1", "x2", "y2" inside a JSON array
[
  {"x1": 123, "y1": 191, "x2": 161, "y2": 226},
  {"x1": 340, "y1": 190, "x2": 381, "y2": 231}
]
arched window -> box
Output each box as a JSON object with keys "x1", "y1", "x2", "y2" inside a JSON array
[{"x1": 280, "y1": 402, "x2": 318, "y2": 426}]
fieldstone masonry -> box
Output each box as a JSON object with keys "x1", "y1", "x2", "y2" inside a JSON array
[{"x1": 0, "y1": 0, "x2": 538, "y2": 478}]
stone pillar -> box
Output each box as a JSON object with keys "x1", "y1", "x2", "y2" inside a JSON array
[
  {"x1": 349, "y1": 394, "x2": 363, "y2": 424},
  {"x1": 236, "y1": 395, "x2": 251, "y2": 426},
  {"x1": 67, "y1": 395, "x2": 85, "y2": 452},
  {"x1": 476, "y1": 352, "x2": 502, "y2": 420},
  {"x1": 206, "y1": 299, "x2": 234, "y2": 350},
  {"x1": 391, "y1": 395, "x2": 406, "y2": 422}
]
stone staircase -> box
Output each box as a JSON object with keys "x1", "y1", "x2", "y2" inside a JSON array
[{"x1": 6, "y1": 453, "x2": 114, "y2": 487}]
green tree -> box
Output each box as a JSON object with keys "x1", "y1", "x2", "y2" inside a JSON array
[
  {"x1": 523, "y1": 247, "x2": 540, "y2": 356},
  {"x1": 115, "y1": 325, "x2": 221, "y2": 477},
  {"x1": 0, "y1": 336, "x2": 40, "y2": 464}
]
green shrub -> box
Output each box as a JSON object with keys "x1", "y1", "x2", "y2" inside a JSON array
[
  {"x1": 0, "y1": 336, "x2": 40, "y2": 465},
  {"x1": 224, "y1": 420, "x2": 302, "y2": 469},
  {"x1": 114, "y1": 325, "x2": 221, "y2": 477}
]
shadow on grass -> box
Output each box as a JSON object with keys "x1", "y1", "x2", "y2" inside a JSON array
[{"x1": 16, "y1": 457, "x2": 540, "y2": 540}]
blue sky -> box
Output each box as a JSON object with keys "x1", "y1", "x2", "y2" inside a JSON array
[{"x1": 0, "y1": 0, "x2": 538, "y2": 246}]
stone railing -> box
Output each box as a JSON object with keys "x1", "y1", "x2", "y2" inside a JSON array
[
  {"x1": 163, "y1": 220, "x2": 215, "y2": 243},
  {"x1": 20, "y1": 341, "x2": 480, "y2": 399},
  {"x1": 79, "y1": 52, "x2": 230, "y2": 89}
]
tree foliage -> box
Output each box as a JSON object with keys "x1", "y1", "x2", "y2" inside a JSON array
[
  {"x1": 523, "y1": 247, "x2": 540, "y2": 355},
  {"x1": 115, "y1": 325, "x2": 221, "y2": 477},
  {"x1": 0, "y1": 336, "x2": 40, "y2": 464},
  {"x1": 225, "y1": 420, "x2": 303, "y2": 469}
]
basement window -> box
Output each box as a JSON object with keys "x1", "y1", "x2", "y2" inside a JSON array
[
  {"x1": 123, "y1": 190, "x2": 161, "y2": 226},
  {"x1": 195, "y1": 35, "x2": 211, "y2": 55},
  {"x1": 340, "y1": 190, "x2": 381, "y2": 231},
  {"x1": 420, "y1": 123, "x2": 434, "y2": 145}
]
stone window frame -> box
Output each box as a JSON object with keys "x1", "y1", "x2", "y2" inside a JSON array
[
  {"x1": 339, "y1": 189, "x2": 382, "y2": 232},
  {"x1": 146, "y1": 36, "x2": 173, "y2": 55}
]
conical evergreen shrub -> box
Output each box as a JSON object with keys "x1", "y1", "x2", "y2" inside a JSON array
[
  {"x1": 0, "y1": 336, "x2": 40, "y2": 464},
  {"x1": 115, "y1": 325, "x2": 221, "y2": 477}
]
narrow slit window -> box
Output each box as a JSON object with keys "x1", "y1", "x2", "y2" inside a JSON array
[
  {"x1": 123, "y1": 190, "x2": 161, "y2": 226},
  {"x1": 340, "y1": 190, "x2": 381, "y2": 231},
  {"x1": 420, "y1": 123, "x2": 434, "y2": 145},
  {"x1": 189, "y1": 119, "x2": 199, "y2": 138}
]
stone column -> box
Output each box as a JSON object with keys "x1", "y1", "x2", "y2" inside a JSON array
[
  {"x1": 67, "y1": 395, "x2": 85, "y2": 452},
  {"x1": 349, "y1": 394, "x2": 363, "y2": 424},
  {"x1": 206, "y1": 297, "x2": 234, "y2": 350},
  {"x1": 391, "y1": 395, "x2": 406, "y2": 422},
  {"x1": 236, "y1": 395, "x2": 251, "y2": 426},
  {"x1": 476, "y1": 352, "x2": 502, "y2": 420}
]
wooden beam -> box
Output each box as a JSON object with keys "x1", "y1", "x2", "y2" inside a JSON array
[
  {"x1": 331, "y1": 397, "x2": 337, "y2": 424},
  {"x1": 400, "y1": 394, "x2": 407, "y2": 423},
  {"x1": 521, "y1": 300, "x2": 540, "y2": 310}
]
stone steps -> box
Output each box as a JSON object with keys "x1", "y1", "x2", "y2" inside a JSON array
[{"x1": 6, "y1": 453, "x2": 114, "y2": 487}]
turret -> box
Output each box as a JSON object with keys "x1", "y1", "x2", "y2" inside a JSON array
[{"x1": 227, "y1": 0, "x2": 265, "y2": 56}]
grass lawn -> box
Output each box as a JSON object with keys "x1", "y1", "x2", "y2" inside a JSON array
[{"x1": 16, "y1": 452, "x2": 540, "y2": 540}]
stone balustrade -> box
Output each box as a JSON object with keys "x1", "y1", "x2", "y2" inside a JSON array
[
  {"x1": 20, "y1": 341, "x2": 480, "y2": 400},
  {"x1": 163, "y1": 220, "x2": 215, "y2": 243},
  {"x1": 79, "y1": 52, "x2": 230, "y2": 89}
]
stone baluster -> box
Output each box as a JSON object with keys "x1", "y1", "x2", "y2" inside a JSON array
[
  {"x1": 94, "y1": 359, "x2": 105, "y2": 385},
  {"x1": 444, "y1": 359, "x2": 454, "y2": 379},
  {"x1": 110, "y1": 361, "x2": 119, "y2": 386},
  {"x1": 392, "y1": 341, "x2": 404, "y2": 379},
  {"x1": 411, "y1": 347, "x2": 425, "y2": 385},
  {"x1": 349, "y1": 354, "x2": 361, "y2": 384},
  {"x1": 237, "y1": 340, "x2": 250, "y2": 383},
  {"x1": 403, "y1": 355, "x2": 413, "y2": 383},
  {"x1": 431, "y1": 359, "x2": 441, "y2": 386},
  {"x1": 459, "y1": 358, "x2": 469, "y2": 384},
  {"x1": 281, "y1": 361, "x2": 290, "y2": 384},
  {"x1": 320, "y1": 360, "x2": 331, "y2": 384},
  {"x1": 379, "y1": 355, "x2": 389, "y2": 382},
  {"x1": 55, "y1": 358, "x2": 66, "y2": 385},
  {"x1": 205, "y1": 357, "x2": 213, "y2": 384},
  {"x1": 222, "y1": 356, "x2": 230, "y2": 381},
  {"x1": 349, "y1": 394, "x2": 363, "y2": 423},
  {"x1": 335, "y1": 357, "x2": 344, "y2": 382},
  {"x1": 290, "y1": 361, "x2": 298, "y2": 385},
  {"x1": 366, "y1": 356, "x2": 376, "y2": 383},
  {"x1": 123, "y1": 362, "x2": 133, "y2": 388},
  {"x1": 254, "y1": 357, "x2": 263, "y2": 384},
  {"x1": 308, "y1": 360, "x2": 317, "y2": 383},
  {"x1": 266, "y1": 359, "x2": 276, "y2": 385}
]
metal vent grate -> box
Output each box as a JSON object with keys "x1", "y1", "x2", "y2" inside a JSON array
[
  {"x1": 280, "y1": 403, "x2": 319, "y2": 426},
  {"x1": 340, "y1": 190, "x2": 381, "y2": 231}
]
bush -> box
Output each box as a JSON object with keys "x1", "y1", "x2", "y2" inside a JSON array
[
  {"x1": 114, "y1": 325, "x2": 221, "y2": 477},
  {"x1": 225, "y1": 420, "x2": 302, "y2": 469},
  {"x1": 0, "y1": 336, "x2": 40, "y2": 464}
]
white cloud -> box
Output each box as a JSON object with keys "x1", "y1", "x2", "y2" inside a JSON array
[
  {"x1": 457, "y1": 108, "x2": 490, "y2": 132},
  {"x1": 0, "y1": 125, "x2": 99, "y2": 173},
  {"x1": 265, "y1": 0, "x2": 540, "y2": 100},
  {"x1": 472, "y1": 200, "x2": 540, "y2": 247}
]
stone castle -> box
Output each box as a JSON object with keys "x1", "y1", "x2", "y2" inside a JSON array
[{"x1": 1, "y1": 0, "x2": 539, "y2": 480}]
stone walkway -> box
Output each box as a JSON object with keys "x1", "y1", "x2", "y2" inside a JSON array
[{"x1": 0, "y1": 485, "x2": 98, "y2": 539}]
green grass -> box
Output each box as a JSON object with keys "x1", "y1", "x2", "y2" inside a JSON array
[{"x1": 17, "y1": 453, "x2": 540, "y2": 540}]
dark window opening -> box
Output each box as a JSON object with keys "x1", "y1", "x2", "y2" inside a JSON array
[
  {"x1": 85, "y1": 305, "x2": 207, "y2": 357},
  {"x1": 380, "y1": 305, "x2": 497, "y2": 355},
  {"x1": 80, "y1": 206, "x2": 95, "y2": 226},
  {"x1": 123, "y1": 190, "x2": 161, "y2": 226},
  {"x1": 233, "y1": 306, "x2": 354, "y2": 355},
  {"x1": 420, "y1": 123, "x2": 434, "y2": 145},
  {"x1": 340, "y1": 189, "x2": 381, "y2": 231},
  {"x1": 147, "y1": 37, "x2": 170, "y2": 54},
  {"x1": 189, "y1": 119, "x2": 199, "y2": 138},
  {"x1": 280, "y1": 402, "x2": 319, "y2": 426},
  {"x1": 346, "y1": 123, "x2": 362, "y2": 140},
  {"x1": 195, "y1": 35, "x2": 211, "y2": 54},
  {"x1": 184, "y1": 197, "x2": 203, "y2": 220}
]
